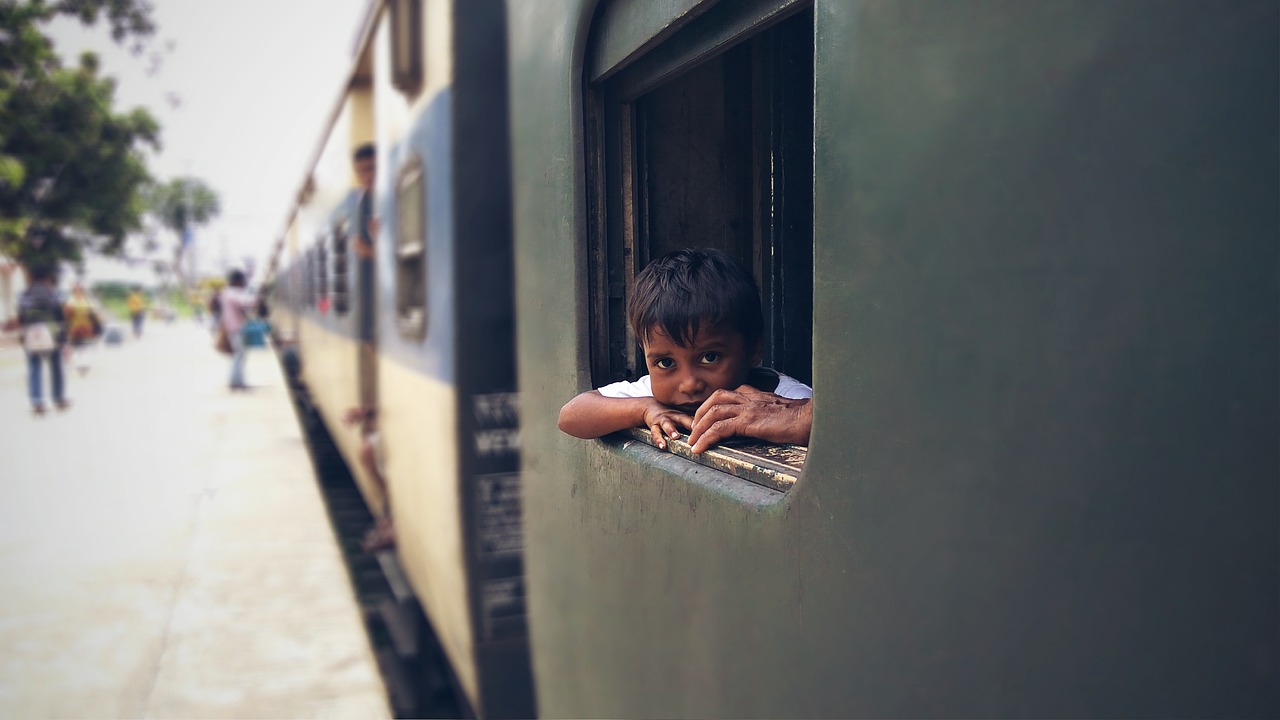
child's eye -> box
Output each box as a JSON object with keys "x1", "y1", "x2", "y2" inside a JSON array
[
  {"x1": 699, "y1": 352, "x2": 721, "y2": 364},
  {"x1": 654, "y1": 357, "x2": 675, "y2": 370}
]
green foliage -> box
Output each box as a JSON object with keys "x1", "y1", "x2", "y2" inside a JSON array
[
  {"x1": 89, "y1": 278, "x2": 131, "y2": 303},
  {"x1": 90, "y1": 279, "x2": 133, "y2": 320},
  {"x1": 160, "y1": 285, "x2": 195, "y2": 318},
  {"x1": 146, "y1": 176, "x2": 220, "y2": 288},
  {"x1": 146, "y1": 176, "x2": 221, "y2": 235},
  {"x1": 0, "y1": 0, "x2": 160, "y2": 270},
  {"x1": 49, "y1": 0, "x2": 157, "y2": 44}
]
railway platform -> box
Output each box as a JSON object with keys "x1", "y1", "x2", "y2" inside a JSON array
[{"x1": 0, "y1": 320, "x2": 391, "y2": 718}]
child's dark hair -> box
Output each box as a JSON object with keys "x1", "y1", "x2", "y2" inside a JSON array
[
  {"x1": 353, "y1": 143, "x2": 376, "y2": 162},
  {"x1": 228, "y1": 269, "x2": 246, "y2": 287},
  {"x1": 627, "y1": 248, "x2": 763, "y2": 351}
]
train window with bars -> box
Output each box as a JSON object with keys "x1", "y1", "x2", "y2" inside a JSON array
[
  {"x1": 296, "y1": 259, "x2": 304, "y2": 312},
  {"x1": 315, "y1": 236, "x2": 330, "y2": 313},
  {"x1": 331, "y1": 217, "x2": 350, "y2": 315},
  {"x1": 396, "y1": 152, "x2": 426, "y2": 338},
  {"x1": 584, "y1": 1, "x2": 814, "y2": 489},
  {"x1": 303, "y1": 248, "x2": 316, "y2": 312}
]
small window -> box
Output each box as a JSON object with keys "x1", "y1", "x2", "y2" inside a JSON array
[
  {"x1": 332, "y1": 218, "x2": 350, "y2": 315},
  {"x1": 396, "y1": 153, "x2": 426, "y2": 338},
  {"x1": 586, "y1": 1, "x2": 814, "y2": 486},
  {"x1": 315, "y1": 236, "x2": 330, "y2": 314},
  {"x1": 389, "y1": 0, "x2": 423, "y2": 97},
  {"x1": 304, "y1": 249, "x2": 316, "y2": 312}
]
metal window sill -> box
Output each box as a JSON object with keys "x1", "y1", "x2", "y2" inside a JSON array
[{"x1": 615, "y1": 427, "x2": 805, "y2": 492}]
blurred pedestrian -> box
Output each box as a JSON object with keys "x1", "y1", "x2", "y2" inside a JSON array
[
  {"x1": 217, "y1": 269, "x2": 257, "y2": 391},
  {"x1": 63, "y1": 283, "x2": 103, "y2": 375},
  {"x1": 18, "y1": 264, "x2": 69, "y2": 414},
  {"x1": 126, "y1": 286, "x2": 146, "y2": 338}
]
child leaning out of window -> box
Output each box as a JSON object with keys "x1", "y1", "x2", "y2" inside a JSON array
[{"x1": 558, "y1": 248, "x2": 813, "y2": 454}]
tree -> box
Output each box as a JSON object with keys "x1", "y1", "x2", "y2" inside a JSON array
[
  {"x1": 0, "y1": 0, "x2": 160, "y2": 272},
  {"x1": 147, "y1": 176, "x2": 220, "y2": 237},
  {"x1": 145, "y1": 176, "x2": 219, "y2": 284}
]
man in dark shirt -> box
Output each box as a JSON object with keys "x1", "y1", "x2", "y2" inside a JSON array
[{"x1": 18, "y1": 264, "x2": 68, "y2": 414}]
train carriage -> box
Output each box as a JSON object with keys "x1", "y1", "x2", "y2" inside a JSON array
[
  {"x1": 263, "y1": 0, "x2": 1278, "y2": 717},
  {"x1": 507, "y1": 0, "x2": 1277, "y2": 717},
  {"x1": 269, "y1": 1, "x2": 532, "y2": 717}
]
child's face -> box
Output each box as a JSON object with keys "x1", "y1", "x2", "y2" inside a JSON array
[
  {"x1": 355, "y1": 156, "x2": 376, "y2": 190},
  {"x1": 642, "y1": 323, "x2": 758, "y2": 413}
]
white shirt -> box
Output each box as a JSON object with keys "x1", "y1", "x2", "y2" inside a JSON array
[
  {"x1": 597, "y1": 369, "x2": 812, "y2": 400},
  {"x1": 219, "y1": 287, "x2": 257, "y2": 334}
]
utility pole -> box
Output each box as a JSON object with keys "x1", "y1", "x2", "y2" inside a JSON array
[{"x1": 184, "y1": 172, "x2": 195, "y2": 286}]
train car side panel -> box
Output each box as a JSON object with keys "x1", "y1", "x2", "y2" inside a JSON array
[{"x1": 511, "y1": 0, "x2": 1279, "y2": 717}]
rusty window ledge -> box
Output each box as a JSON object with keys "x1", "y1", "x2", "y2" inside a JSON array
[{"x1": 614, "y1": 427, "x2": 805, "y2": 492}]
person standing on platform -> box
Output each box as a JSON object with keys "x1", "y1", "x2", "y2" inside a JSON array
[
  {"x1": 18, "y1": 264, "x2": 69, "y2": 415},
  {"x1": 63, "y1": 283, "x2": 102, "y2": 375},
  {"x1": 217, "y1": 269, "x2": 257, "y2": 391},
  {"x1": 126, "y1": 286, "x2": 146, "y2": 338}
]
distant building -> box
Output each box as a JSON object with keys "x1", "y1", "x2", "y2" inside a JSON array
[{"x1": 0, "y1": 255, "x2": 28, "y2": 329}]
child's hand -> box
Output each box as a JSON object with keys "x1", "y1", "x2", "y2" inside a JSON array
[{"x1": 642, "y1": 401, "x2": 694, "y2": 451}]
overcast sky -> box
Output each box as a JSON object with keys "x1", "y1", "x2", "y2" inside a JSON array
[{"x1": 47, "y1": 0, "x2": 370, "y2": 285}]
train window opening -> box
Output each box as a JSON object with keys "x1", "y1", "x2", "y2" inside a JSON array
[
  {"x1": 332, "y1": 218, "x2": 350, "y2": 315},
  {"x1": 396, "y1": 153, "x2": 426, "y2": 339},
  {"x1": 389, "y1": 0, "x2": 423, "y2": 98},
  {"x1": 304, "y1": 248, "x2": 316, "y2": 312},
  {"x1": 586, "y1": 2, "x2": 814, "y2": 489},
  {"x1": 315, "y1": 236, "x2": 330, "y2": 314}
]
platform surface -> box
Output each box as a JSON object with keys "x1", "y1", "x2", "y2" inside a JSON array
[{"x1": 0, "y1": 320, "x2": 390, "y2": 718}]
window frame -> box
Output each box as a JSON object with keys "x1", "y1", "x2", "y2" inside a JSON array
[
  {"x1": 395, "y1": 151, "x2": 427, "y2": 340},
  {"x1": 585, "y1": 0, "x2": 814, "y2": 385},
  {"x1": 304, "y1": 248, "x2": 316, "y2": 313},
  {"x1": 584, "y1": 0, "x2": 815, "y2": 489},
  {"x1": 315, "y1": 234, "x2": 329, "y2": 314},
  {"x1": 389, "y1": 0, "x2": 423, "y2": 98},
  {"x1": 331, "y1": 217, "x2": 351, "y2": 316}
]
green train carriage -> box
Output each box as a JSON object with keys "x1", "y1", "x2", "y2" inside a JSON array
[{"x1": 507, "y1": 1, "x2": 1278, "y2": 717}]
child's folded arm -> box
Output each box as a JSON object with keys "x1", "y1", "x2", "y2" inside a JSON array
[
  {"x1": 558, "y1": 390, "x2": 655, "y2": 439},
  {"x1": 560, "y1": 390, "x2": 697, "y2": 451}
]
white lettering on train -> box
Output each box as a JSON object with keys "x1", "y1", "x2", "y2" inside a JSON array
[
  {"x1": 473, "y1": 392, "x2": 520, "y2": 427},
  {"x1": 475, "y1": 428, "x2": 520, "y2": 456}
]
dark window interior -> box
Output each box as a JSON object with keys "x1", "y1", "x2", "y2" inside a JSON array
[
  {"x1": 588, "y1": 5, "x2": 813, "y2": 387},
  {"x1": 396, "y1": 154, "x2": 426, "y2": 338},
  {"x1": 304, "y1": 248, "x2": 316, "y2": 311},
  {"x1": 389, "y1": 0, "x2": 423, "y2": 97},
  {"x1": 332, "y1": 218, "x2": 350, "y2": 315},
  {"x1": 315, "y1": 236, "x2": 329, "y2": 312}
]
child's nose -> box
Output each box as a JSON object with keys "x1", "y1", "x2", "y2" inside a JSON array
[{"x1": 678, "y1": 371, "x2": 705, "y2": 396}]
